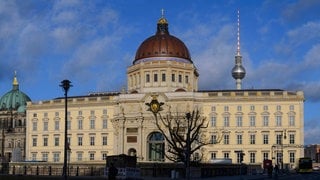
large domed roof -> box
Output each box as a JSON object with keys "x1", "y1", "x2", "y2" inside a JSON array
[
  {"x1": 0, "y1": 73, "x2": 31, "y2": 113},
  {"x1": 133, "y1": 15, "x2": 192, "y2": 64}
]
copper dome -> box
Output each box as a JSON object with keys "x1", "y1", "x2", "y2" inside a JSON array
[{"x1": 133, "y1": 16, "x2": 192, "y2": 64}]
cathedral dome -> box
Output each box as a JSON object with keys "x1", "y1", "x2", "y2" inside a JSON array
[
  {"x1": 0, "y1": 73, "x2": 31, "y2": 113},
  {"x1": 133, "y1": 15, "x2": 192, "y2": 64}
]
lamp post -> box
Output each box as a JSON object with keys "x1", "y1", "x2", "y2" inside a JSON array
[
  {"x1": 281, "y1": 130, "x2": 287, "y2": 170},
  {"x1": 60, "y1": 80, "x2": 72, "y2": 180},
  {"x1": 185, "y1": 112, "x2": 191, "y2": 180}
]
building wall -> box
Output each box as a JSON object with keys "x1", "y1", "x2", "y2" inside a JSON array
[{"x1": 26, "y1": 90, "x2": 304, "y2": 169}]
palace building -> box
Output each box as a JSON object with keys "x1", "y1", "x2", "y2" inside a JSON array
[{"x1": 24, "y1": 13, "x2": 304, "y2": 169}]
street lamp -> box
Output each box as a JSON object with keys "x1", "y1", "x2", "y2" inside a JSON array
[
  {"x1": 281, "y1": 130, "x2": 287, "y2": 170},
  {"x1": 185, "y1": 112, "x2": 191, "y2": 180},
  {"x1": 60, "y1": 80, "x2": 72, "y2": 180}
]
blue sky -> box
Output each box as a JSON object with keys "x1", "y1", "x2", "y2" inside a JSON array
[{"x1": 0, "y1": 0, "x2": 319, "y2": 145}]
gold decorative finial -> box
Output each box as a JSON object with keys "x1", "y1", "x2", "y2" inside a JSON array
[
  {"x1": 158, "y1": 9, "x2": 168, "y2": 24},
  {"x1": 13, "y1": 70, "x2": 19, "y2": 86}
]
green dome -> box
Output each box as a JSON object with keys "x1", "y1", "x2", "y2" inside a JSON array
[{"x1": 0, "y1": 73, "x2": 31, "y2": 113}]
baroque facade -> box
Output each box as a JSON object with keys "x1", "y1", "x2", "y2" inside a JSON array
[{"x1": 24, "y1": 14, "x2": 305, "y2": 169}]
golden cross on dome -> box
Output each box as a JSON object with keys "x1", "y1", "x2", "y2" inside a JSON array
[{"x1": 161, "y1": 8, "x2": 165, "y2": 18}]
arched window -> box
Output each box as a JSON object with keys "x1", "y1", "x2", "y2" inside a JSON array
[
  {"x1": 128, "y1": 148, "x2": 137, "y2": 156},
  {"x1": 148, "y1": 132, "x2": 165, "y2": 161}
]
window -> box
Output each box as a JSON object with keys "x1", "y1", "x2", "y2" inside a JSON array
[
  {"x1": 171, "y1": 74, "x2": 175, "y2": 82},
  {"x1": 90, "y1": 110, "x2": 95, "y2": 116},
  {"x1": 32, "y1": 153, "x2": 37, "y2": 161},
  {"x1": 43, "y1": 122, "x2": 48, "y2": 131},
  {"x1": 89, "y1": 153, "x2": 95, "y2": 160},
  {"x1": 289, "y1": 152, "x2": 295, "y2": 163},
  {"x1": 32, "y1": 122, "x2": 37, "y2": 131},
  {"x1": 178, "y1": 74, "x2": 182, "y2": 83},
  {"x1": 289, "y1": 134, "x2": 295, "y2": 144},
  {"x1": 154, "y1": 73, "x2": 158, "y2": 82},
  {"x1": 250, "y1": 116, "x2": 256, "y2": 126},
  {"x1": 32, "y1": 138, "x2": 37, "y2": 146},
  {"x1": 43, "y1": 137, "x2": 48, "y2": 146},
  {"x1": 263, "y1": 105, "x2": 268, "y2": 111},
  {"x1": 103, "y1": 109, "x2": 107, "y2": 115},
  {"x1": 67, "y1": 119, "x2": 71, "y2": 130},
  {"x1": 211, "y1": 152, "x2": 216, "y2": 159},
  {"x1": 237, "y1": 134, "x2": 242, "y2": 144},
  {"x1": 53, "y1": 153, "x2": 60, "y2": 162},
  {"x1": 289, "y1": 105, "x2": 294, "y2": 111},
  {"x1": 90, "y1": 119, "x2": 95, "y2": 129},
  {"x1": 162, "y1": 73, "x2": 166, "y2": 82},
  {"x1": 33, "y1": 113, "x2": 37, "y2": 117},
  {"x1": 276, "y1": 134, "x2": 282, "y2": 145},
  {"x1": 77, "y1": 153, "x2": 83, "y2": 161},
  {"x1": 250, "y1": 134, "x2": 256, "y2": 144},
  {"x1": 55, "y1": 112, "x2": 59, "y2": 117},
  {"x1": 276, "y1": 105, "x2": 281, "y2": 111},
  {"x1": 263, "y1": 134, "x2": 269, "y2": 144},
  {"x1": 90, "y1": 136, "x2": 95, "y2": 146},
  {"x1": 146, "y1": 74, "x2": 150, "y2": 82},
  {"x1": 211, "y1": 117, "x2": 216, "y2": 127},
  {"x1": 102, "y1": 153, "x2": 108, "y2": 160},
  {"x1": 78, "y1": 110, "x2": 82, "y2": 116},
  {"x1": 78, "y1": 137, "x2": 83, "y2": 146},
  {"x1": 54, "y1": 137, "x2": 59, "y2": 146},
  {"x1": 102, "y1": 136, "x2": 107, "y2": 145},
  {"x1": 237, "y1": 116, "x2": 243, "y2": 127},
  {"x1": 224, "y1": 135, "x2": 229, "y2": 144},
  {"x1": 224, "y1": 106, "x2": 229, "y2": 112},
  {"x1": 224, "y1": 117, "x2": 230, "y2": 127},
  {"x1": 67, "y1": 137, "x2": 71, "y2": 146},
  {"x1": 224, "y1": 153, "x2": 229, "y2": 159},
  {"x1": 250, "y1": 105, "x2": 255, "y2": 111},
  {"x1": 42, "y1": 153, "x2": 48, "y2": 162},
  {"x1": 276, "y1": 116, "x2": 282, "y2": 126},
  {"x1": 211, "y1": 106, "x2": 216, "y2": 111},
  {"x1": 250, "y1": 152, "x2": 256, "y2": 163},
  {"x1": 211, "y1": 135, "x2": 217, "y2": 144},
  {"x1": 185, "y1": 75, "x2": 189, "y2": 83},
  {"x1": 263, "y1": 116, "x2": 269, "y2": 126},
  {"x1": 78, "y1": 119, "x2": 83, "y2": 130},
  {"x1": 55, "y1": 121, "x2": 59, "y2": 130},
  {"x1": 103, "y1": 119, "x2": 108, "y2": 129},
  {"x1": 263, "y1": 152, "x2": 269, "y2": 160},
  {"x1": 44, "y1": 112, "x2": 48, "y2": 117},
  {"x1": 289, "y1": 116, "x2": 295, "y2": 126}
]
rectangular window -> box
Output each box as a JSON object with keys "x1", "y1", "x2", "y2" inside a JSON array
[
  {"x1": 263, "y1": 152, "x2": 269, "y2": 160},
  {"x1": 55, "y1": 121, "x2": 59, "y2": 130},
  {"x1": 32, "y1": 122, "x2": 37, "y2": 131},
  {"x1": 55, "y1": 112, "x2": 59, "y2": 117},
  {"x1": 263, "y1": 134, "x2": 269, "y2": 144},
  {"x1": 276, "y1": 134, "x2": 282, "y2": 145},
  {"x1": 263, "y1": 105, "x2": 268, "y2": 111},
  {"x1": 90, "y1": 136, "x2": 95, "y2": 146},
  {"x1": 250, "y1": 105, "x2": 255, "y2": 111},
  {"x1": 178, "y1": 74, "x2": 182, "y2": 83},
  {"x1": 89, "y1": 153, "x2": 95, "y2": 160},
  {"x1": 54, "y1": 137, "x2": 59, "y2": 146},
  {"x1": 237, "y1": 105, "x2": 242, "y2": 111},
  {"x1": 32, "y1": 138, "x2": 37, "y2": 146},
  {"x1": 42, "y1": 153, "x2": 48, "y2": 162},
  {"x1": 154, "y1": 73, "x2": 158, "y2": 82},
  {"x1": 211, "y1": 135, "x2": 217, "y2": 144},
  {"x1": 211, "y1": 106, "x2": 216, "y2": 111},
  {"x1": 162, "y1": 73, "x2": 166, "y2": 82},
  {"x1": 103, "y1": 109, "x2": 107, "y2": 115},
  {"x1": 78, "y1": 110, "x2": 82, "y2": 116},
  {"x1": 44, "y1": 112, "x2": 48, "y2": 118},
  {"x1": 32, "y1": 153, "x2": 37, "y2": 161},
  {"x1": 102, "y1": 136, "x2": 107, "y2": 145},
  {"x1": 250, "y1": 152, "x2": 256, "y2": 163},
  {"x1": 224, "y1": 117, "x2": 229, "y2": 127},
  {"x1": 146, "y1": 74, "x2": 150, "y2": 82},
  {"x1": 78, "y1": 119, "x2": 83, "y2": 130},
  {"x1": 237, "y1": 116, "x2": 242, "y2": 127},
  {"x1": 78, "y1": 137, "x2": 83, "y2": 146},
  {"x1": 67, "y1": 137, "x2": 71, "y2": 146},
  {"x1": 237, "y1": 134, "x2": 242, "y2": 144},
  {"x1": 43, "y1": 122, "x2": 48, "y2": 131},
  {"x1": 211, "y1": 152, "x2": 216, "y2": 159},
  {"x1": 224, "y1": 135, "x2": 229, "y2": 144},
  {"x1": 53, "y1": 153, "x2": 60, "y2": 162},
  {"x1": 276, "y1": 105, "x2": 281, "y2": 111},
  {"x1": 77, "y1": 153, "x2": 83, "y2": 161},
  {"x1": 67, "y1": 120, "x2": 71, "y2": 130},
  {"x1": 263, "y1": 116, "x2": 269, "y2": 126},
  {"x1": 90, "y1": 110, "x2": 95, "y2": 116},
  {"x1": 185, "y1": 75, "x2": 189, "y2": 84},
  {"x1": 276, "y1": 116, "x2": 282, "y2": 126},
  {"x1": 224, "y1": 106, "x2": 229, "y2": 111},
  {"x1": 250, "y1": 134, "x2": 256, "y2": 144},
  {"x1": 43, "y1": 137, "x2": 48, "y2": 146},
  {"x1": 171, "y1": 74, "x2": 175, "y2": 82},
  {"x1": 102, "y1": 153, "x2": 108, "y2": 160},
  {"x1": 90, "y1": 119, "x2": 95, "y2": 129},
  {"x1": 289, "y1": 116, "x2": 295, "y2": 126},
  {"x1": 290, "y1": 152, "x2": 295, "y2": 163},
  {"x1": 250, "y1": 116, "x2": 256, "y2": 126},
  {"x1": 224, "y1": 153, "x2": 229, "y2": 159},
  {"x1": 103, "y1": 119, "x2": 108, "y2": 129},
  {"x1": 211, "y1": 117, "x2": 216, "y2": 127},
  {"x1": 289, "y1": 105, "x2": 294, "y2": 111},
  {"x1": 289, "y1": 134, "x2": 295, "y2": 144}
]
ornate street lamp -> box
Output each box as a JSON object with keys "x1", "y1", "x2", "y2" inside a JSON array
[{"x1": 60, "y1": 80, "x2": 72, "y2": 180}]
